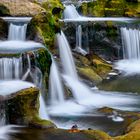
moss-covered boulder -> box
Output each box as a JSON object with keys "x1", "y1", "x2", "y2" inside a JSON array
[
  {"x1": 73, "y1": 52, "x2": 112, "y2": 84},
  {"x1": 27, "y1": 0, "x2": 63, "y2": 48},
  {"x1": 5, "y1": 87, "x2": 55, "y2": 128}
]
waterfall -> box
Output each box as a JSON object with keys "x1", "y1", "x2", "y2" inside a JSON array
[
  {"x1": 2, "y1": 17, "x2": 32, "y2": 41},
  {"x1": 8, "y1": 23, "x2": 27, "y2": 41},
  {"x1": 0, "y1": 57, "x2": 22, "y2": 80},
  {"x1": 57, "y1": 31, "x2": 79, "y2": 79},
  {"x1": 39, "y1": 95, "x2": 49, "y2": 120},
  {"x1": 76, "y1": 25, "x2": 82, "y2": 49},
  {"x1": 63, "y1": 4, "x2": 80, "y2": 19},
  {"x1": 115, "y1": 27, "x2": 140, "y2": 75},
  {"x1": 49, "y1": 58, "x2": 65, "y2": 105},
  {"x1": 121, "y1": 27, "x2": 140, "y2": 59},
  {"x1": 0, "y1": 17, "x2": 49, "y2": 121},
  {"x1": 64, "y1": 5, "x2": 88, "y2": 55},
  {"x1": 57, "y1": 31, "x2": 92, "y2": 103}
]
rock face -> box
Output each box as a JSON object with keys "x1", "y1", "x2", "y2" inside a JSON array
[{"x1": 0, "y1": 0, "x2": 45, "y2": 16}]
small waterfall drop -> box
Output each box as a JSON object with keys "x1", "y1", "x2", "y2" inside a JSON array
[
  {"x1": 0, "y1": 57, "x2": 22, "y2": 80},
  {"x1": 39, "y1": 95, "x2": 49, "y2": 120},
  {"x1": 63, "y1": 4, "x2": 80, "y2": 19},
  {"x1": 57, "y1": 31, "x2": 92, "y2": 103},
  {"x1": 0, "y1": 17, "x2": 49, "y2": 121},
  {"x1": 76, "y1": 25, "x2": 82, "y2": 49},
  {"x1": 8, "y1": 23, "x2": 27, "y2": 41},
  {"x1": 121, "y1": 27, "x2": 140, "y2": 59},
  {"x1": 115, "y1": 27, "x2": 140, "y2": 75},
  {"x1": 57, "y1": 31, "x2": 78, "y2": 80},
  {"x1": 49, "y1": 58, "x2": 65, "y2": 105}
]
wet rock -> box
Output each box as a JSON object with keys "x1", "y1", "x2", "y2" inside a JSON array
[{"x1": 4, "y1": 87, "x2": 55, "y2": 128}]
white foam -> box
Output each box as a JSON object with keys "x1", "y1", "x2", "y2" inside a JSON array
[
  {"x1": 0, "y1": 41, "x2": 45, "y2": 54},
  {"x1": 0, "y1": 80, "x2": 35, "y2": 96},
  {"x1": 115, "y1": 59, "x2": 140, "y2": 75}
]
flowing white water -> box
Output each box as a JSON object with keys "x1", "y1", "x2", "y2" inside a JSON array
[
  {"x1": 0, "y1": 80, "x2": 35, "y2": 96},
  {"x1": 49, "y1": 58, "x2": 65, "y2": 105},
  {"x1": 57, "y1": 31, "x2": 79, "y2": 79},
  {"x1": 116, "y1": 27, "x2": 140, "y2": 75},
  {"x1": 8, "y1": 23, "x2": 27, "y2": 40},
  {"x1": 63, "y1": 4, "x2": 136, "y2": 23},
  {"x1": 63, "y1": 4, "x2": 80, "y2": 19},
  {"x1": 75, "y1": 25, "x2": 88, "y2": 55},
  {"x1": 0, "y1": 57, "x2": 22, "y2": 80},
  {"x1": 0, "y1": 41, "x2": 45, "y2": 54},
  {"x1": 76, "y1": 25, "x2": 82, "y2": 49},
  {"x1": 64, "y1": 5, "x2": 87, "y2": 54},
  {"x1": 0, "y1": 125, "x2": 20, "y2": 140},
  {"x1": 22, "y1": 54, "x2": 49, "y2": 120},
  {"x1": 3, "y1": 17, "x2": 31, "y2": 41},
  {"x1": 120, "y1": 27, "x2": 140, "y2": 59},
  {"x1": 56, "y1": 31, "x2": 139, "y2": 109},
  {"x1": 39, "y1": 95, "x2": 49, "y2": 120}
]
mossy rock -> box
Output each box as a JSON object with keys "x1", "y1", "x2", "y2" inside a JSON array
[
  {"x1": 78, "y1": 67, "x2": 102, "y2": 84},
  {"x1": 89, "y1": 54, "x2": 112, "y2": 78},
  {"x1": 28, "y1": 0, "x2": 63, "y2": 48},
  {"x1": 115, "y1": 119, "x2": 140, "y2": 140},
  {"x1": 5, "y1": 87, "x2": 55, "y2": 128}
]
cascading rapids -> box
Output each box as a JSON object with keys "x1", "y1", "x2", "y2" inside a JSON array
[
  {"x1": 115, "y1": 27, "x2": 140, "y2": 75},
  {"x1": 0, "y1": 17, "x2": 50, "y2": 123}
]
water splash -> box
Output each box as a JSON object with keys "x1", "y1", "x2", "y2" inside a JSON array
[
  {"x1": 49, "y1": 58, "x2": 65, "y2": 105},
  {"x1": 116, "y1": 27, "x2": 140, "y2": 75}
]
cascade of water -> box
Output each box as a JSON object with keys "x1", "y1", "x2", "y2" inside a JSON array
[
  {"x1": 57, "y1": 31, "x2": 93, "y2": 102},
  {"x1": 0, "y1": 57, "x2": 22, "y2": 80},
  {"x1": 39, "y1": 95, "x2": 49, "y2": 120},
  {"x1": 63, "y1": 4, "x2": 80, "y2": 19},
  {"x1": 49, "y1": 58, "x2": 65, "y2": 105},
  {"x1": 120, "y1": 27, "x2": 140, "y2": 59},
  {"x1": 76, "y1": 25, "x2": 82, "y2": 49},
  {"x1": 75, "y1": 25, "x2": 87, "y2": 55},
  {"x1": 63, "y1": 5, "x2": 135, "y2": 23},
  {"x1": 8, "y1": 23, "x2": 27, "y2": 41},
  {"x1": 22, "y1": 54, "x2": 49, "y2": 119},
  {"x1": 57, "y1": 31, "x2": 79, "y2": 80},
  {"x1": 115, "y1": 27, "x2": 140, "y2": 75}
]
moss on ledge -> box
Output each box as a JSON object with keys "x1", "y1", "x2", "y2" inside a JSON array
[
  {"x1": 28, "y1": 0, "x2": 63, "y2": 48},
  {"x1": 5, "y1": 87, "x2": 55, "y2": 128}
]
